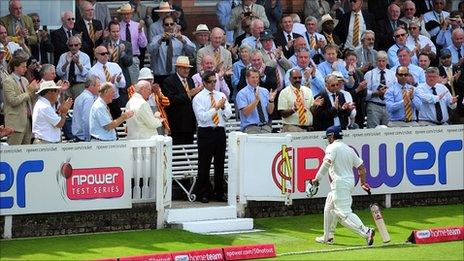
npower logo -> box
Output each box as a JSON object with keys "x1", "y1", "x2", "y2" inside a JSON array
[{"x1": 271, "y1": 139, "x2": 463, "y2": 193}]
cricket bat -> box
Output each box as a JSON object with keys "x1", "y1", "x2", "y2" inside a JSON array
[{"x1": 370, "y1": 203, "x2": 391, "y2": 243}]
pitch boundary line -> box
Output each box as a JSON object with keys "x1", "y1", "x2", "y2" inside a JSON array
[{"x1": 277, "y1": 242, "x2": 413, "y2": 257}]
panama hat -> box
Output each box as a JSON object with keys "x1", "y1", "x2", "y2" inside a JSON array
[
  {"x1": 319, "y1": 14, "x2": 338, "y2": 30},
  {"x1": 155, "y1": 2, "x2": 174, "y2": 13},
  {"x1": 175, "y1": 56, "x2": 193, "y2": 68},
  {"x1": 193, "y1": 24, "x2": 210, "y2": 34},
  {"x1": 138, "y1": 68, "x2": 154, "y2": 80},
  {"x1": 36, "y1": 80, "x2": 61, "y2": 94},
  {"x1": 117, "y1": 3, "x2": 133, "y2": 14}
]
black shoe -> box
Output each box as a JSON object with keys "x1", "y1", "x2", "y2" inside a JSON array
[
  {"x1": 214, "y1": 194, "x2": 227, "y2": 202},
  {"x1": 200, "y1": 197, "x2": 209, "y2": 203}
]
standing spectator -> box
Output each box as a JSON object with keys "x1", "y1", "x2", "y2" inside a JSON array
[
  {"x1": 74, "y1": 0, "x2": 103, "y2": 63},
  {"x1": 89, "y1": 46, "x2": 126, "y2": 119},
  {"x1": 148, "y1": 15, "x2": 195, "y2": 86},
  {"x1": 406, "y1": 19, "x2": 437, "y2": 62},
  {"x1": 304, "y1": 0, "x2": 334, "y2": 21},
  {"x1": 418, "y1": 52, "x2": 432, "y2": 70},
  {"x1": 51, "y1": 11, "x2": 79, "y2": 66},
  {"x1": 259, "y1": 30, "x2": 292, "y2": 90},
  {"x1": 89, "y1": 82, "x2": 134, "y2": 141},
  {"x1": 32, "y1": 81, "x2": 73, "y2": 144},
  {"x1": 317, "y1": 44, "x2": 348, "y2": 79},
  {"x1": 216, "y1": 0, "x2": 235, "y2": 45},
  {"x1": 161, "y1": 56, "x2": 198, "y2": 145},
  {"x1": 400, "y1": 1, "x2": 431, "y2": 39},
  {"x1": 288, "y1": 37, "x2": 309, "y2": 67},
  {"x1": 320, "y1": 14, "x2": 341, "y2": 47},
  {"x1": 236, "y1": 68, "x2": 277, "y2": 133},
  {"x1": 237, "y1": 50, "x2": 277, "y2": 92},
  {"x1": 0, "y1": 0, "x2": 38, "y2": 46},
  {"x1": 227, "y1": 0, "x2": 269, "y2": 40},
  {"x1": 343, "y1": 51, "x2": 367, "y2": 128},
  {"x1": 89, "y1": 0, "x2": 111, "y2": 30},
  {"x1": 192, "y1": 24, "x2": 211, "y2": 50},
  {"x1": 334, "y1": 0, "x2": 375, "y2": 50},
  {"x1": 118, "y1": 3, "x2": 148, "y2": 86},
  {"x1": 286, "y1": 47, "x2": 325, "y2": 96},
  {"x1": 192, "y1": 71, "x2": 232, "y2": 203},
  {"x1": 273, "y1": 14, "x2": 303, "y2": 59},
  {"x1": 102, "y1": 21, "x2": 133, "y2": 104},
  {"x1": 197, "y1": 28, "x2": 233, "y2": 73},
  {"x1": 241, "y1": 18, "x2": 265, "y2": 49},
  {"x1": 303, "y1": 16, "x2": 326, "y2": 63},
  {"x1": 3, "y1": 51, "x2": 39, "y2": 145},
  {"x1": 364, "y1": 51, "x2": 395, "y2": 128},
  {"x1": 256, "y1": 0, "x2": 282, "y2": 34},
  {"x1": 391, "y1": 47, "x2": 426, "y2": 85},
  {"x1": 148, "y1": 2, "x2": 174, "y2": 40},
  {"x1": 445, "y1": 28, "x2": 464, "y2": 65},
  {"x1": 423, "y1": 0, "x2": 449, "y2": 43},
  {"x1": 375, "y1": 3, "x2": 407, "y2": 51},
  {"x1": 151, "y1": 0, "x2": 187, "y2": 32},
  {"x1": 56, "y1": 36, "x2": 91, "y2": 100},
  {"x1": 290, "y1": 13, "x2": 307, "y2": 37},
  {"x1": 232, "y1": 43, "x2": 252, "y2": 99},
  {"x1": 355, "y1": 30, "x2": 377, "y2": 73},
  {"x1": 278, "y1": 68, "x2": 323, "y2": 132},
  {"x1": 129, "y1": 0, "x2": 152, "y2": 70},
  {"x1": 385, "y1": 66, "x2": 422, "y2": 127},
  {"x1": 126, "y1": 80, "x2": 163, "y2": 140},
  {"x1": 28, "y1": 13, "x2": 52, "y2": 64},
  {"x1": 436, "y1": 13, "x2": 464, "y2": 49},
  {"x1": 416, "y1": 67, "x2": 458, "y2": 125},
  {"x1": 0, "y1": 44, "x2": 7, "y2": 125},
  {"x1": 72, "y1": 75, "x2": 100, "y2": 142},
  {"x1": 0, "y1": 24, "x2": 29, "y2": 62},
  {"x1": 192, "y1": 55, "x2": 230, "y2": 99},
  {"x1": 387, "y1": 27, "x2": 415, "y2": 67}
]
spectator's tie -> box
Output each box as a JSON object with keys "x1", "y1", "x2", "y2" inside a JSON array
[
  {"x1": 88, "y1": 21, "x2": 94, "y2": 42},
  {"x1": 256, "y1": 98, "x2": 266, "y2": 124},
  {"x1": 18, "y1": 79, "x2": 32, "y2": 117},
  {"x1": 67, "y1": 30, "x2": 72, "y2": 39},
  {"x1": 103, "y1": 64, "x2": 111, "y2": 82},
  {"x1": 111, "y1": 43, "x2": 119, "y2": 62},
  {"x1": 4, "y1": 47, "x2": 12, "y2": 62},
  {"x1": 294, "y1": 88, "x2": 307, "y2": 125},
  {"x1": 166, "y1": 39, "x2": 174, "y2": 73},
  {"x1": 286, "y1": 33, "x2": 292, "y2": 43},
  {"x1": 431, "y1": 86, "x2": 443, "y2": 123},
  {"x1": 15, "y1": 24, "x2": 21, "y2": 36},
  {"x1": 267, "y1": 51, "x2": 274, "y2": 60},
  {"x1": 182, "y1": 78, "x2": 191, "y2": 99},
  {"x1": 439, "y1": 13, "x2": 444, "y2": 24},
  {"x1": 210, "y1": 92, "x2": 220, "y2": 125},
  {"x1": 214, "y1": 48, "x2": 221, "y2": 65},
  {"x1": 365, "y1": 49, "x2": 371, "y2": 64},
  {"x1": 126, "y1": 22, "x2": 132, "y2": 43},
  {"x1": 379, "y1": 70, "x2": 386, "y2": 100},
  {"x1": 457, "y1": 47, "x2": 462, "y2": 60},
  {"x1": 352, "y1": 13, "x2": 360, "y2": 47},
  {"x1": 310, "y1": 35, "x2": 316, "y2": 50},
  {"x1": 402, "y1": 87, "x2": 413, "y2": 122},
  {"x1": 68, "y1": 60, "x2": 76, "y2": 84},
  {"x1": 326, "y1": 33, "x2": 334, "y2": 45}
]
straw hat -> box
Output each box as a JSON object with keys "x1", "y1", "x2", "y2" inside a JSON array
[
  {"x1": 319, "y1": 14, "x2": 338, "y2": 30},
  {"x1": 155, "y1": 2, "x2": 174, "y2": 13},
  {"x1": 175, "y1": 56, "x2": 193, "y2": 68},
  {"x1": 193, "y1": 24, "x2": 210, "y2": 34},
  {"x1": 36, "y1": 80, "x2": 61, "y2": 94},
  {"x1": 117, "y1": 3, "x2": 133, "y2": 14},
  {"x1": 138, "y1": 68, "x2": 154, "y2": 80}
]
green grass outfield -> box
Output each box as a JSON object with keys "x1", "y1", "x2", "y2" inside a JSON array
[{"x1": 1, "y1": 204, "x2": 463, "y2": 260}]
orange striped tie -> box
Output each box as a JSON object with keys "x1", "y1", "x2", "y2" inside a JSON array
[
  {"x1": 353, "y1": 13, "x2": 360, "y2": 47},
  {"x1": 4, "y1": 47, "x2": 12, "y2": 61},
  {"x1": 210, "y1": 92, "x2": 220, "y2": 125},
  {"x1": 310, "y1": 35, "x2": 316, "y2": 50},
  {"x1": 294, "y1": 88, "x2": 307, "y2": 125},
  {"x1": 402, "y1": 88, "x2": 413, "y2": 122},
  {"x1": 214, "y1": 49, "x2": 221, "y2": 65},
  {"x1": 182, "y1": 79, "x2": 191, "y2": 99},
  {"x1": 127, "y1": 85, "x2": 135, "y2": 99},
  {"x1": 88, "y1": 21, "x2": 95, "y2": 43},
  {"x1": 111, "y1": 45, "x2": 119, "y2": 62},
  {"x1": 326, "y1": 34, "x2": 334, "y2": 44},
  {"x1": 103, "y1": 64, "x2": 111, "y2": 82}
]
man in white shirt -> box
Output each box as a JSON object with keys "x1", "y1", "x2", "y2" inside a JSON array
[
  {"x1": 125, "y1": 80, "x2": 163, "y2": 140},
  {"x1": 423, "y1": 0, "x2": 449, "y2": 41},
  {"x1": 32, "y1": 81, "x2": 73, "y2": 143}
]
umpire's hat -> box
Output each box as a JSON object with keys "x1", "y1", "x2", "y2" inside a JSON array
[{"x1": 324, "y1": 125, "x2": 343, "y2": 139}]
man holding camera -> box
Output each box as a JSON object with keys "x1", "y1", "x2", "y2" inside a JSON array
[{"x1": 227, "y1": 0, "x2": 269, "y2": 41}]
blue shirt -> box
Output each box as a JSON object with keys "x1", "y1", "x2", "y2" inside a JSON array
[
  {"x1": 364, "y1": 67, "x2": 397, "y2": 103},
  {"x1": 390, "y1": 64, "x2": 426, "y2": 85},
  {"x1": 72, "y1": 89, "x2": 97, "y2": 141},
  {"x1": 232, "y1": 60, "x2": 247, "y2": 91},
  {"x1": 387, "y1": 44, "x2": 415, "y2": 67},
  {"x1": 89, "y1": 97, "x2": 117, "y2": 141},
  {"x1": 236, "y1": 85, "x2": 270, "y2": 130},
  {"x1": 446, "y1": 44, "x2": 464, "y2": 65},
  {"x1": 385, "y1": 82, "x2": 421, "y2": 121},
  {"x1": 148, "y1": 34, "x2": 196, "y2": 75},
  {"x1": 317, "y1": 60, "x2": 349, "y2": 79},
  {"x1": 284, "y1": 66, "x2": 325, "y2": 97},
  {"x1": 416, "y1": 83, "x2": 456, "y2": 123}
]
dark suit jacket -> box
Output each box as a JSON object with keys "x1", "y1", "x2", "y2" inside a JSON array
[
  {"x1": 413, "y1": 0, "x2": 431, "y2": 16},
  {"x1": 161, "y1": 74, "x2": 197, "y2": 134},
  {"x1": 74, "y1": 19, "x2": 103, "y2": 63},
  {"x1": 101, "y1": 39, "x2": 133, "y2": 88},
  {"x1": 237, "y1": 66, "x2": 277, "y2": 92},
  {"x1": 375, "y1": 19, "x2": 407, "y2": 51},
  {"x1": 234, "y1": 32, "x2": 250, "y2": 47},
  {"x1": 273, "y1": 31, "x2": 303, "y2": 58},
  {"x1": 51, "y1": 27, "x2": 79, "y2": 65},
  {"x1": 334, "y1": 11, "x2": 375, "y2": 49},
  {"x1": 313, "y1": 91, "x2": 350, "y2": 131},
  {"x1": 367, "y1": 0, "x2": 390, "y2": 22},
  {"x1": 30, "y1": 36, "x2": 53, "y2": 64}
]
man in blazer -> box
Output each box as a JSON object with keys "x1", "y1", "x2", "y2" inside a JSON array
[
  {"x1": 74, "y1": 0, "x2": 103, "y2": 63},
  {"x1": 273, "y1": 14, "x2": 303, "y2": 59},
  {"x1": 0, "y1": 0, "x2": 38, "y2": 46},
  {"x1": 237, "y1": 50, "x2": 277, "y2": 92},
  {"x1": 161, "y1": 56, "x2": 199, "y2": 145},
  {"x1": 3, "y1": 52, "x2": 39, "y2": 145},
  {"x1": 51, "y1": 11, "x2": 79, "y2": 66},
  {"x1": 197, "y1": 27, "x2": 232, "y2": 72},
  {"x1": 375, "y1": 3, "x2": 407, "y2": 51},
  {"x1": 334, "y1": 0, "x2": 375, "y2": 50},
  {"x1": 227, "y1": 0, "x2": 269, "y2": 40},
  {"x1": 313, "y1": 74, "x2": 352, "y2": 131}
]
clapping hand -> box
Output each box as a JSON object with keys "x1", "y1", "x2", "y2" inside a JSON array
[{"x1": 269, "y1": 89, "x2": 277, "y2": 102}]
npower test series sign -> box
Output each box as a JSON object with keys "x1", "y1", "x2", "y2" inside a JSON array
[{"x1": 0, "y1": 142, "x2": 132, "y2": 215}]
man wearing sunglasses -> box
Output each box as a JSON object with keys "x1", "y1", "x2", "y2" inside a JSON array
[
  {"x1": 51, "y1": 11, "x2": 78, "y2": 66},
  {"x1": 387, "y1": 27, "x2": 415, "y2": 67}
]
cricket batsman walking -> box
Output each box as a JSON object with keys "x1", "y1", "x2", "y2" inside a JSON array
[{"x1": 312, "y1": 125, "x2": 375, "y2": 246}]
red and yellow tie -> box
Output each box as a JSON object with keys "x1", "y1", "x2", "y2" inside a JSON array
[
  {"x1": 353, "y1": 13, "x2": 360, "y2": 47},
  {"x1": 210, "y1": 92, "x2": 220, "y2": 125},
  {"x1": 294, "y1": 88, "x2": 307, "y2": 125},
  {"x1": 182, "y1": 79, "x2": 191, "y2": 99},
  {"x1": 402, "y1": 88, "x2": 413, "y2": 122},
  {"x1": 103, "y1": 64, "x2": 111, "y2": 82}
]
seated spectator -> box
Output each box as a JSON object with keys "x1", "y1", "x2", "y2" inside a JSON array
[
  {"x1": 28, "y1": 13, "x2": 52, "y2": 64},
  {"x1": 126, "y1": 80, "x2": 163, "y2": 140},
  {"x1": 89, "y1": 82, "x2": 134, "y2": 141},
  {"x1": 72, "y1": 75, "x2": 100, "y2": 142},
  {"x1": 32, "y1": 81, "x2": 73, "y2": 144},
  {"x1": 242, "y1": 18, "x2": 265, "y2": 49},
  {"x1": 192, "y1": 24, "x2": 210, "y2": 50},
  {"x1": 320, "y1": 14, "x2": 341, "y2": 47},
  {"x1": 0, "y1": 24, "x2": 29, "y2": 63},
  {"x1": 385, "y1": 66, "x2": 422, "y2": 127},
  {"x1": 278, "y1": 68, "x2": 323, "y2": 132},
  {"x1": 436, "y1": 12, "x2": 464, "y2": 48},
  {"x1": 227, "y1": 0, "x2": 269, "y2": 40},
  {"x1": 285, "y1": 47, "x2": 325, "y2": 96},
  {"x1": 423, "y1": 0, "x2": 449, "y2": 43},
  {"x1": 192, "y1": 70, "x2": 232, "y2": 203},
  {"x1": 56, "y1": 35, "x2": 91, "y2": 100},
  {"x1": 418, "y1": 52, "x2": 432, "y2": 71},
  {"x1": 51, "y1": 11, "x2": 78, "y2": 66},
  {"x1": 237, "y1": 50, "x2": 277, "y2": 92},
  {"x1": 273, "y1": 14, "x2": 303, "y2": 59},
  {"x1": 236, "y1": 68, "x2": 276, "y2": 133},
  {"x1": 416, "y1": 67, "x2": 458, "y2": 125},
  {"x1": 148, "y1": 15, "x2": 195, "y2": 86},
  {"x1": 388, "y1": 27, "x2": 415, "y2": 67},
  {"x1": 317, "y1": 44, "x2": 348, "y2": 79},
  {"x1": 364, "y1": 51, "x2": 395, "y2": 128},
  {"x1": 445, "y1": 28, "x2": 464, "y2": 65},
  {"x1": 0, "y1": 0, "x2": 38, "y2": 46},
  {"x1": 355, "y1": 30, "x2": 377, "y2": 73},
  {"x1": 288, "y1": 36, "x2": 308, "y2": 67},
  {"x1": 391, "y1": 47, "x2": 426, "y2": 85},
  {"x1": 232, "y1": 43, "x2": 252, "y2": 99},
  {"x1": 375, "y1": 3, "x2": 407, "y2": 51},
  {"x1": 233, "y1": 17, "x2": 252, "y2": 48},
  {"x1": 406, "y1": 19, "x2": 437, "y2": 64},
  {"x1": 400, "y1": 1, "x2": 430, "y2": 39},
  {"x1": 192, "y1": 54, "x2": 230, "y2": 99}
]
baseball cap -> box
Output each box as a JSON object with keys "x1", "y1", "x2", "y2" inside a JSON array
[
  {"x1": 324, "y1": 125, "x2": 343, "y2": 139},
  {"x1": 439, "y1": 48, "x2": 451, "y2": 58},
  {"x1": 259, "y1": 29, "x2": 274, "y2": 41}
]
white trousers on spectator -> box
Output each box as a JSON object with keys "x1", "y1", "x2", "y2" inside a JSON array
[
  {"x1": 128, "y1": 56, "x2": 140, "y2": 85},
  {"x1": 322, "y1": 187, "x2": 370, "y2": 240}
]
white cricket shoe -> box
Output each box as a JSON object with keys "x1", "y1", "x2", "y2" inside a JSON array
[{"x1": 315, "y1": 236, "x2": 334, "y2": 244}]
